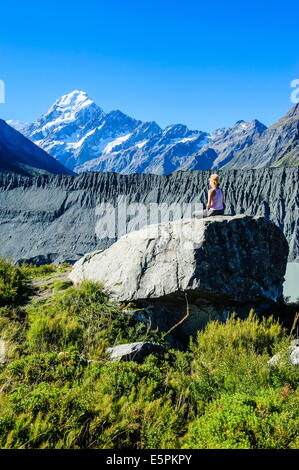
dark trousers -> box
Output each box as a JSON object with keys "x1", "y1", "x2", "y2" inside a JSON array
[
  {"x1": 193, "y1": 208, "x2": 225, "y2": 218},
  {"x1": 206, "y1": 209, "x2": 224, "y2": 216}
]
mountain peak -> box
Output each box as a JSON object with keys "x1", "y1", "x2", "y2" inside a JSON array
[
  {"x1": 163, "y1": 124, "x2": 190, "y2": 138},
  {"x1": 107, "y1": 109, "x2": 129, "y2": 118},
  {"x1": 105, "y1": 109, "x2": 141, "y2": 127},
  {"x1": 250, "y1": 119, "x2": 267, "y2": 131},
  {"x1": 233, "y1": 119, "x2": 267, "y2": 133},
  {"x1": 53, "y1": 90, "x2": 95, "y2": 109},
  {"x1": 7, "y1": 90, "x2": 297, "y2": 175}
]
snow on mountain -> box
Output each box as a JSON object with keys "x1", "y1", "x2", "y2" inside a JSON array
[
  {"x1": 6, "y1": 120, "x2": 29, "y2": 133},
  {"x1": 7, "y1": 90, "x2": 269, "y2": 174},
  {"x1": 19, "y1": 90, "x2": 105, "y2": 169},
  {"x1": 76, "y1": 123, "x2": 208, "y2": 174}
]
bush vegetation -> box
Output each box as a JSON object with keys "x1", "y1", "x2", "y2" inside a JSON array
[
  {"x1": 0, "y1": 259, "x2": 298, "y2": 449},
  {"x1": 0, "y1": 258, "x2": 31, "y2": 306}
]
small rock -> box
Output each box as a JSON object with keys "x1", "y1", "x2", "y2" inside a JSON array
[
  {"x1": 106, "y1": 342, "x2": 164, "y2": 363},
  {"x1": 0, "y1": 339, "x2": 6, "y2": 364},
  {"x1": 268, "y1": 340, "x2": 299, "y2": 366}
]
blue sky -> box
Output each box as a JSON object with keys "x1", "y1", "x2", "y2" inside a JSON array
[{"x1": 0, "y1": 0, "x2": 298, "y2": 131}]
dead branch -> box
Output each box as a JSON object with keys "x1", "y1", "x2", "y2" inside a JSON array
[
  {"x1": 163, "y1": 292, "x2": 190, "y2": 338},
  {"x1": 289, "y1": 312, "x2": 299, "y2": 338}
]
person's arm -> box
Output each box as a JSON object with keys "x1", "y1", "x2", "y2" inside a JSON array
[{"x1": 207, "y1": 189, "x2": 215, "y2": 209}]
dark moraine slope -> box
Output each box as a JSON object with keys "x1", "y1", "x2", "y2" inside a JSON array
[
  {"x1": 0, "y1": 119, "x2": 74, "y2": 177},
  {"x1": 0, "y1": 167, "x2": 298, "y2": 264}
]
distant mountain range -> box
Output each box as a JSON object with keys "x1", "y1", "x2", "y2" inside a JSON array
[
  {"x1": 0, "y1": 119, "x2": 74, "y2": 177},
  {"x1": 225, "y1": 104, "x2": 299, "y2": 169},
  {"x1": 6, "y1": 91, "x2": 299, "y2": 174}
]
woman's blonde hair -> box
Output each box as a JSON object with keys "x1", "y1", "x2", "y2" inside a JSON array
[{"x1": 209, "y1": 173, "x2": 220, "y2": 188}]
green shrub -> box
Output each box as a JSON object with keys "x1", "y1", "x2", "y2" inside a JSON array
[
  {"x1": 26, "y1": 281, "x2": 165, "y2": 357},
  {"x1": 0, "y1": 258, "x2": 31, "y2": 306},
  {"x1": 181, "y1": 389, "x2": 299, "y2": 449},
  {"x1": 191, "y1": 311, "x2": 285, "y2": 357},
  {"x1": 4, "y1": 352, "x2": 86, "y2": 388},
  {"x1": 27, "y1": 311, "x2": 84, "y2": 353},
  {"x1": 52, "y1": 280, "x2": 73, "y2": 293},
  {"x1": 0, "y1": 353, "x2": 183, "y2": 449},
  {"x1": 84, "y1": 360, "x2": 165, "y2": 400}
]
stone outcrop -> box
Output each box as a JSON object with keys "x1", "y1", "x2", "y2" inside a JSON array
[
  {"x1": 0, "y1": 167, "x2": 297, "y2": 264},
  {"x1": 69, "y1": 215, "x2": 288, "y2": 344}
]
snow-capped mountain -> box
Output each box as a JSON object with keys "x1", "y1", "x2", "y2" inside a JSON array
[
  {"x1": 0, "y1": 119, "x2": 74, "y2": 177},
  {"x1": 8, "y1": 90, "x2": 268, "y2": 174},
  {"x1": 78, "y1": 123, "x2": 209, "y2": 174},
  {"x1": 21, "y1": 90, "x2": 105, "y2": 170}
]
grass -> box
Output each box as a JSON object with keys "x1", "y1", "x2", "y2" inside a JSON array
[
  {"x1": 21, "y1": 262, "x2": 71, "y2": 279},
  {"x1": 0, "y1": 258, "x2": 298, "y2": 449}
]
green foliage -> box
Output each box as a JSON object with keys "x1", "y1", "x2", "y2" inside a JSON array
[
  {"x1": 0, "y1": 257, "x2": 31, "y2": 306},
  {"x1": 181, "y1": 389, "x2": 299, "y2": 449},
  {"x1": 20, "y1": 263, "x2": 71, "y2": 279},
  {"x1": 25, "y1": 281, "x2": 164, "y2": 357},
  {"x1": 52, "y1": 280, "x2": 73, "y2": 293},
  {"x1": 0, "y1": 261, "x2": 298, "y2": 449},
  {"x1": 192, "y1": 311, "x2": 285, "y2": 357},
  {"x1": 0, "y1": 257, "x2": 70, "y2": 307}
]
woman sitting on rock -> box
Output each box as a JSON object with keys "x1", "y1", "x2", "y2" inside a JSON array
[{"x1": 206, "y1": 173, "x2": 225, "y2": 216}]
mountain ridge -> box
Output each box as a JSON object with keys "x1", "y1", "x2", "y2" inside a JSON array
[
  {"x1": 0, "y1": 119, "x2": 75, "y2": 177},
  {"x1": 224, "y1": 103, "x2": 299, "y2": 169},
  {"x1": 7, "y1": 90, "x2": 278, "y2": 174}
]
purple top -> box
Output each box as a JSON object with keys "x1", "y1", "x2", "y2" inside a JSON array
[{"x1": 210, "y1": 188, "x2": 224, "y2": 210}]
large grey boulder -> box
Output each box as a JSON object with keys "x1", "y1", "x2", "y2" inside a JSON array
[
  {"x1": 69, "y1": 215, "x2": 288, "y2": 305},
  {"x1": 69, "y1": 215, "x2": 288, "y2": 345},
  {"x1": 106, "y1": 342, "x2": 164, "y2": 362}
]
